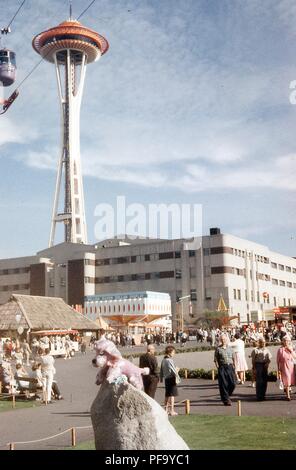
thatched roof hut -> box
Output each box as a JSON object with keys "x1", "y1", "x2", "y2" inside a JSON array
[{"x1": 0, "y1": 294, "x2": 99, "y2": 335}]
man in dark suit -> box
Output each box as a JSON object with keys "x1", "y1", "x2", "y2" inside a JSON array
[{"x1": 139, "y1": 344, "x2": 159, "y2": 398}]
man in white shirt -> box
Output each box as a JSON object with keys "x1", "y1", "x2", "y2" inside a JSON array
[{"x1": 40, "y1": 349, "x2": 55, "y2": 403}]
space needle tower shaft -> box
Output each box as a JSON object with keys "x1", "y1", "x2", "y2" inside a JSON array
[{"x1": 32, "y1": 18, "x2": 108, "y2": 246}]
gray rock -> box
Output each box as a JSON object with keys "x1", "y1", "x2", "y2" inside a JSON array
[{"x1": 90, "y1": 381, "x2": 189, "y2": 450}]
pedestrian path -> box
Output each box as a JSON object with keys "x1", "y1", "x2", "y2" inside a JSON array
[{"x1": 0, "y1": 350, "x2": 294, "y2": 450}]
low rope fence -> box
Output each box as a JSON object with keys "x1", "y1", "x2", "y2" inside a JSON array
[{"x1": 4, "y1": 425, "x2": 93, "y2": 450}]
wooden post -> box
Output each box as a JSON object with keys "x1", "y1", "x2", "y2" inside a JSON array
[
  {"x1": 0, "y1": 381, "x2": 2, "y2": 394},
  {"x1": 212, "y1": 369, "x2": 215, "y2": 381},
  {"x1": 184, "y1": 369, "x2": 188, "y2": 379},
  {"x1": 185, "y1": 400, "x2": 190, "y2": 415},
  {"x1": 12, "y1": 394, "x2": 16, "y2": 409},
  {"x1": 71, "y1": 427, "x2": 76, "y2": 447},
  {"x1": 237, "y1": 400, "x2": 242, "y2": 416},
  {"x1": 9, "y1": 443, "x2": 15, "y2": 450}
]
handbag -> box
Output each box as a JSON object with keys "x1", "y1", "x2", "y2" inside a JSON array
[{"x1": 279, "y1": 379, "x2": 284, "y2": 390}]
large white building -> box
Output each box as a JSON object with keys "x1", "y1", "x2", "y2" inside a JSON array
[
  {"x1": 85, "y1": 291, "x2": 172, "y2": 333},
  {"x1": 1, "y1": 228, "x2": 296, "y2": 327}
]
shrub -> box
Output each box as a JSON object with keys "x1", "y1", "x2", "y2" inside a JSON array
[{"x1": 178, "y1": 368, "x2": 278, "y2": 382}]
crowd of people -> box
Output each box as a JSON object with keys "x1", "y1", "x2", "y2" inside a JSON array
[
  {"x1": 138, "y1": 324, "x2": 296, "y2": 414},
  {"x1": 1, "y1": 321, "x2": 296, "y2": 412},
  {"x1": 195, "y1": 322, "x2": 296, "y2": 347},
  {"x1": 0, "y1": 337, "x2": 65, "y2": 403}
]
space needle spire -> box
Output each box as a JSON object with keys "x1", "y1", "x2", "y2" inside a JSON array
[{"x1": 32, "y1": 17, "x2": 108, "y2": 246}]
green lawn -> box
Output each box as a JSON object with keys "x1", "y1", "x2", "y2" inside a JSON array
[
  {"x1": 69, "y1": 415, "x2": 296, "y2": 450},
  {"x1": 0, "y1": 398, "x2": 41, "y2": 412}
]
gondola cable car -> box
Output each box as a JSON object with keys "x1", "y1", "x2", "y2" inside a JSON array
[{"x1": 0, "y1": 0, "x2": 26, "y2": 114}]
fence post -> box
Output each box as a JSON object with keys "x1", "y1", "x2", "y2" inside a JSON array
[
  {"x1": 185, "y1": 400, "x2": 190, "y2": 415},
  {"x1": 9, "y1": 443, "x2": 15, "y2": 450},
  {"x1": 237, "y1": 400, "x2": 242, "y2": 416},
  {"x1": 12, "y1": 394, "x2": 16, "y2": 409},
  {"x1": 71, "y1": 427, "x2": 76, "y2": 447},
  {"x1": 184, "y1": 369, "x2": 188, "y2": 379},
  {"x1": 212, "y1": 369, "x2": 215, "y2": 381}
]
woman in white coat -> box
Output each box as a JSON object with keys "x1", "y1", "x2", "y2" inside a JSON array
[{"x1": 231, "y1": 333, "x2": 248, "y2": 384}]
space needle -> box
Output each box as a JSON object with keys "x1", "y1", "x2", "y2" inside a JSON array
[{"x1": 32, "y1": 12, "x2": 108, "y2": 247}]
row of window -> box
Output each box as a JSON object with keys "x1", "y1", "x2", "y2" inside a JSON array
[
  {"x1": 86, "y1": 303, "x2": 170, "y2": 315},
  {"x1": 0, "y1": 267, "x2": 30, "y2": 276},
  {"x1": 94, "y1": 270, "x2": 183, "y2": 284},
  {"x1": 271, "y1": 262, "x2": 296, "y2": 273},
  {"x1": 272, "y1": 279, "x2": 296, "y2": 288},
  {"x1": 211, "y1": 266, "x2": 279, "y2": 282},
  {"x1": 233, "y1": 289, "x2": 295, "y2": 307},
  {"x1": 0, "y1": 284, "x2": 29, "y2": 292},
  {"x1": 95, "y1": 250, "x2": 196, "y2": 266},
  {"x1": 203, "y1": 247, "x2": 269, "y2": 263}
]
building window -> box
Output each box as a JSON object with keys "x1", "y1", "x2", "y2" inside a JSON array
[
  {"x1": 176, "y1": 290, "x2": 182, "y2": 302},
  {"x1": 257, "y1": 291, "x2": 260, "y2": 302},
  {"x1": 190, "y1": 289, "x2": 197, "y2": 301},
  {"x1": 159, "y1": 252, "x2": 174, "y2": 260},
  {"x1": 189, "y1": 250, "x2": 195, "y2": 257},
  {"x1": 175, "y1": 270, "x2": 182, "y2": 279},
  {"x1": 286, "y1": 266, "x2": 292, "y2": 272},
  {"x1": 245, "y1": 290, "x2": 248, "y2": 301},
  {"x1": 131, "y1": 256, "x2": 137, "y2": 263},
  {"x1": 203, "y1": 248, "x2": 210, "y2": 256},
  {"x1": 175, "y1": 251, "x2": 181, "y2": 258},
  {"x1": 116, "y1": 257, "x2": 129, "y2": 264},
  {"x1": 279, "y1": 280, "x2": 285, "y2": 287},
  {"x1": 279, "y1": 264, "x2": 284, "y2": 271},
  {"x1": 293, "y1": 268, "x2": 296, "y2": 274},
  {"x1": 271, "y1": 262, "x2": 277, "y2": 269},
  {"x1": 60, "y1": 278, "x2": 66, "y2": 287},
  {"x1": 151, "y1": 272, "x2": 160, "y2": 280},
  {"x1": 145, "y1": 273, "x2": 151, "y2": 280},
  {"x1": 159, "y1": 271, "x2": 174, "y2": 279},
  {"x1": 272, "y1": 279, "x2": 278, "y2": 285},
  {"x1": 233, "y1": 289, "x2": 237, "y2": 300},
  {"x1": 145, "y1": 254, "x2": 150, "y2": 261},
  {"x1": 49, "y1": 279, "x2": 54, "y2": 288},
  {"x1": 283, "y1": 298, "x2": 286, "y2": 307},
  {"x1": 237, "y1": 289, "x2": 241, "y2": 300},
  {"x1": 287, "y1": 282, "x2": 292, "y2": 288},
  {"x1": 251, "y1": 291, "x2": 254, "y2": 302}
]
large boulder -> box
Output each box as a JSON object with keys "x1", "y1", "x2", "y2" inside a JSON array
[{"x1": 90, "y1": 381, "x2": 189, "y2": 450}]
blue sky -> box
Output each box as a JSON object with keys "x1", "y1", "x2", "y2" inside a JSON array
[{"x1": 1, "y1": 0, "x2": 296, "y2": 258}]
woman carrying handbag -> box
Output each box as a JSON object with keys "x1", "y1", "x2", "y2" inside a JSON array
[{"x1": 160, "y1": 345, "x2": 180, "y2": 416}]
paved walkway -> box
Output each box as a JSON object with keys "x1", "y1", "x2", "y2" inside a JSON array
[{"x1": 0, "y1": 347, "x2": 294, "y2": 450}]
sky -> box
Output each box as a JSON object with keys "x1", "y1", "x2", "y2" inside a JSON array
[{"x1": 1, "y1": 0, "x2": 296, "y2": 258}]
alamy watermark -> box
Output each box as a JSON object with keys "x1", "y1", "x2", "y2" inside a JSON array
[{"x1": 94, "y1": 196, "x2": 202, "y2": 242}]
